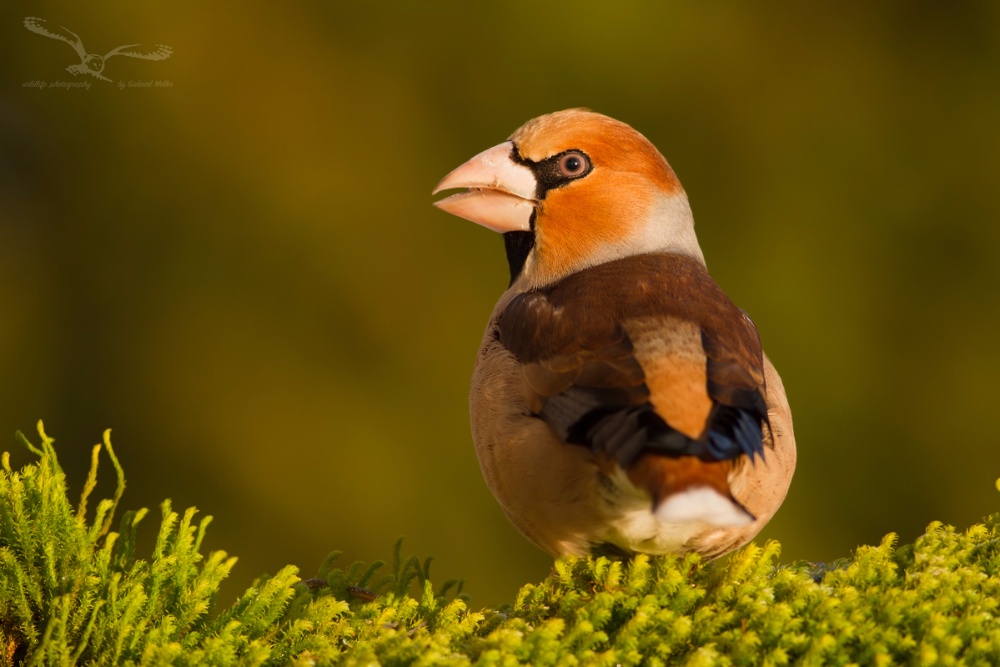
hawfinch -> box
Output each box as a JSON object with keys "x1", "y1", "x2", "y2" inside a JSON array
[{"x1": 433, "y1": 109, "x2": 795, "y2": 559}]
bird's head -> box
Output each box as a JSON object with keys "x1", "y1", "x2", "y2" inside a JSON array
[
  {"x1": 83, "y1": 53, "x2": 105, "y2": 73},
  {"x1": 433, "y1": 109, "x2": 703, "y2": 288}
]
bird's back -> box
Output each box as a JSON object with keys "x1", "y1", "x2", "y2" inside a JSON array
[{"x1": 471, "y1": 252, "x2": 792, "y2": 556}]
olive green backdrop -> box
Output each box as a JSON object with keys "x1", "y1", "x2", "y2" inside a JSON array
[{"x1": 2, "y1": 2, "x2": 999, "y2": 608}]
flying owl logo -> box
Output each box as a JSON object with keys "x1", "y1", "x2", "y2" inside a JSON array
[{"x1": 24, "y1": 17, "x2": 172, "y2": 82}]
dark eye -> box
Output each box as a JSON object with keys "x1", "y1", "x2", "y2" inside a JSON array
[{"x1": 558, "y1": 152, "x2": 590, "y2": 177}]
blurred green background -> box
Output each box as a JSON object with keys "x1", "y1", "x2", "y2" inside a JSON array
[{"x1": 2, "y1": 2, "x2": 999, "y2": 609}]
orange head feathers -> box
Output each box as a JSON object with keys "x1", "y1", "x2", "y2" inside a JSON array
[{"x1": 435, "y1": 109, "x2": 703, "y2": 288}]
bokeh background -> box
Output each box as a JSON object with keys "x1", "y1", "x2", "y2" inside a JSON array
[{"x1": 2, "y1": 2, "x2": 999, "y2": 608}]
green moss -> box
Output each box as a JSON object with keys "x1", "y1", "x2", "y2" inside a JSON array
[{"x1": 2, "y1": 423, "x2": 999, "y2": 666}]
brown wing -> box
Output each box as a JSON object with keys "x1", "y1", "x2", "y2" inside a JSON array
[
  {"x1": 496, "y1": 253, "x2": 769, "y2": 476},
  {"x1": 24, "y1": 17, "x2": 87, "y2": 60},
  {"x1": 104, "y1": 44, "x2": 173, "y2": 60}
]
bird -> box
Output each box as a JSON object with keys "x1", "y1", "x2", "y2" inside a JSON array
[
  {"x1": 24, "y1": 17, "x2": 172, "y2": 83},
  {"x1": 432, "y1": 109, "x2": 796, "y2": 559}
]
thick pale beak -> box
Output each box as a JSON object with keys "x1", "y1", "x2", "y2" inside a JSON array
[{"x1": 432, "y1": 141, "x2": 538, "y2": 233}]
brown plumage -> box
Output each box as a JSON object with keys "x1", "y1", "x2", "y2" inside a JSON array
[
  {"x1": 496, "y1": 253, "x2": 764, "y2": 505},
  {"x1": 433, "y1": 109, "x2": 796, "y2": 558}
]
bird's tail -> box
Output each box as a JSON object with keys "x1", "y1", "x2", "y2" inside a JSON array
[{"x1": 629, "y1": 454, "x2": 755, "y2": 527}]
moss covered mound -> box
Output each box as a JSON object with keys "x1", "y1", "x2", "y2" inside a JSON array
[{"x1": 2, "y1": 424, "x2": 999, "y2": 665}]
